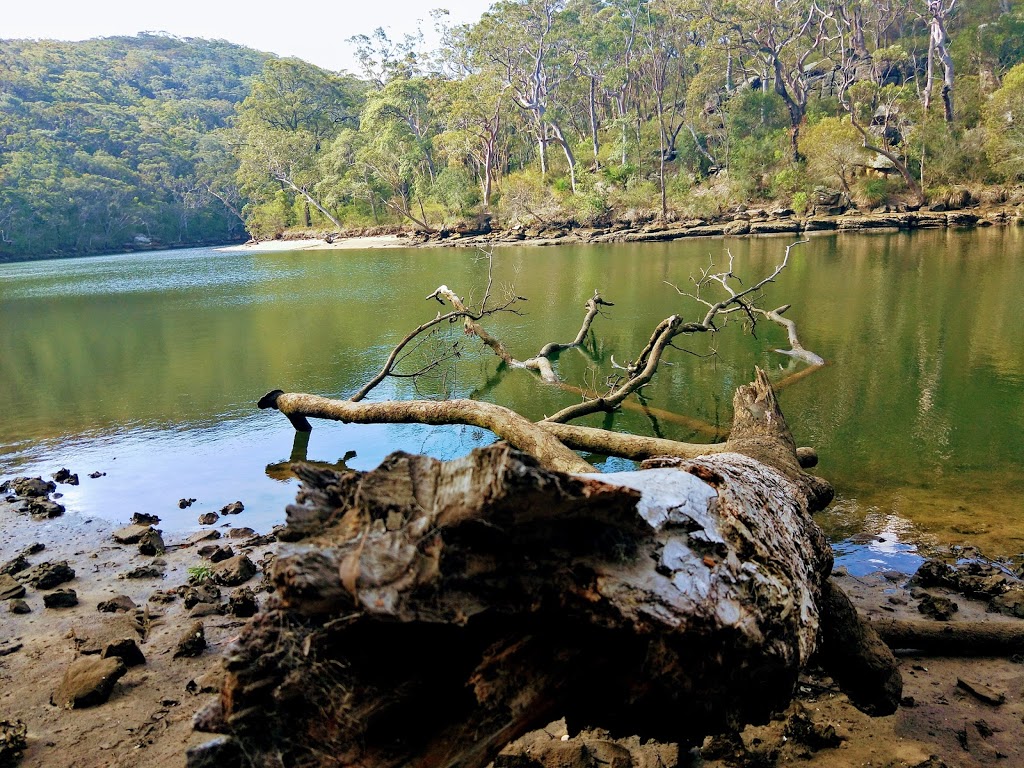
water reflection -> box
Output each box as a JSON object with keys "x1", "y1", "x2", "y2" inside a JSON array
[{"x1": 1, "y1": 231, "x2": 1023, "y2": 560}]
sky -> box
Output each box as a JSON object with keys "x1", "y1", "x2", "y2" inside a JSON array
[{"x1": 3, "y1": 0, "x2": 496, "y2": 74}]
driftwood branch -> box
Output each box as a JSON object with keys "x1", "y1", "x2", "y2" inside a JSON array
[{"x1": 869, "y1": 618, "x2": 1024, "y2": 656}]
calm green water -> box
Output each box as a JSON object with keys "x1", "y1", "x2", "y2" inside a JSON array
[{"x1": 2, "y1": 231, "x2": 1023, "y2": 568}]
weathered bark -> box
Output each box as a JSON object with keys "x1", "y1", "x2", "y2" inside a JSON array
[
  {"x1": 870, "y1": 618, "x2": 1024, "y2": 655},
  {"x1": 198, "y1": 373, "x2": 876, "y2": 768}
]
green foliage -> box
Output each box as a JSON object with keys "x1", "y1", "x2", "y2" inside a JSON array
[
  {"x1": 186, "y1": 564, "x2": 213, "y2": 585},
  {"x1": 984, "y1": 61, "x2": 1024, "y2": 181},
  {"x1": 432, "y1": 167, "x2": 481, "y2": 219},
  {"x1": 854, "y1": 177, "x2": 893, "y2": 208},
  {"x1": 0, "y1": 34, "x2": 268, "y2": 259}
]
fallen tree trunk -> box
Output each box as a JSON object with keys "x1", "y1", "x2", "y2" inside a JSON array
[
  {"x1": 190, "y1": 373, "x2": 899, "y2": 768},
  {"x1": 869, "y1": 618, "x2": 1024, "y2": 656}
]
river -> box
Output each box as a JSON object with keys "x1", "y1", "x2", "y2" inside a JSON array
[{"x1": 2, "y1": 229, "x2": 1022, "y2": 573}]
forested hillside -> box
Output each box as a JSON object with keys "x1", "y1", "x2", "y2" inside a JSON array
[
  {"x1": 0, "y1": 34, "x2": 268, "y2": 259},
  {"x1": 233, "y1": 0, "x2": 1024, "y2": 239},
  {"x1": 4, "y1": 1, "x2": 1024, "y2": 260}
]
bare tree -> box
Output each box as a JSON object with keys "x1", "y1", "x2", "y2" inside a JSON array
[{"x1": 922, "y1": 0, "x2": 956, "y2": 122}]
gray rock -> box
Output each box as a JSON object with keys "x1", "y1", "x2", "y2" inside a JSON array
[
  {"x1": 8, "y1": 599, "x2": 30, "y2": 614},
  {"x1": 220, "y1": 501, "x2": 244, "y2": 515},
  {"x1": 0, "y1": 574, "x2": 26, "y2": 601},
  {"x1": 137, "y1": 528, "x2": 166, "y2": 556},
  {"x1": 11, "y1": 476, "x2": 56, "y2": 498},
  {"x1": 51, "y1": 656, "x2": 127, "y2": 709},
  {"x1": 198, "y1": 512, "x2": 219, "y2": 525},
  {"x1": 119, "y1": 563, "x2": 165, "y2": 580},
  {"x1": 43, "y1": 589, "x2": 78, "y2": 608},
  {"x1": 111, "y1": 524, "x2": 153, "y2": 544},
  {"x1": 211, "y1": 555, "x2": 256, "y2": 586},
  {"x1": 20, "y1": 560, "x2": 75, "y2": 589},
  {"x1": 97, "y1": 595, "x2": 138, "y2": 613}
]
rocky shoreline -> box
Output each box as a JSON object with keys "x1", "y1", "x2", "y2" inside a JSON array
[{"x1": 3, "y1": 466, "x2": 1024, "y2": 768}]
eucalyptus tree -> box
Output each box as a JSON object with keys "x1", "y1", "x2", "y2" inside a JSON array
[
  {"x1": 469, "y1": 0, "x2": 582, "y2": 191},
  {"x1": 234, "y1": 58, "x2": 362, "y2": 231},
  {"x1": 922, "y1": 0, "x2": 957, "y2": 122},
  {"x1": 710, "y1": 0, "x2": 835, "y2": 163}
]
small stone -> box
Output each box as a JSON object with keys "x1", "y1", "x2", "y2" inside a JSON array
[
  {"x1": 220, "y1": 501, "x2": 244, "y2": 515},
  {"x1": 228, "y1": 587, "x2": 258, "y2": 618},
  {"x1": 198, "y1": 544, "x2": 234, "y2": 563},
  {"x1": 0, "y1": 555, "x2": 30, "y2": 577},
  {"x1": 191, "y1": 670, "x2": 223, "y2": 694},
  {"x1": 8, "y1": 599, "x2": 30, "y2": 614},
  {"x1": 227, "y1": 527, "x2": 255, "y2": 539},
  {"x1": 53, "y1": 468, "x2": 79, "y2": 485},
  {"x1": 148, "y1": 589, "x2": 177, "y2": 604},
  {"x1": 131, "y1": 512, "x2": 160, "y2": 525},
  {"x1": 186, "y1": 529, "x2": 221, "y2": 544},
  {"x1": 88, "y1": 471, "x2": 106, "y2": 479},
  {"x1": 27, "y1": 498, "x2": 65, "y2": 518},
  {"x1": 189, "y1": 602, "x2": 224, "y2": 618},
  {"x1": 137, "y1": 528, "x2": 166, "y2": 556},
  {"x1": 51, "y1": 656, "x2": 127, "y2": 709},
  {"x1": 174, "y1": 621, "x2": 206, "y2": 658},
  {"x1": 20, "y1": 560, "x2": 75, "y2": 589},
  {"x1": 183, "y1": 584, "x2": 221, "y2": 609},
  {"x1": 101, "y1": 637, "x2": 146, "y2": 667},
  {"x1": 43, "y1": 588, "x2": 78, "y2": 608},
  {"x1": 957, "y1": 677, "x2": 1006, "y2": 706},
  {"x1": 97, "y1": 595, "x2": 137, "y2": 613},
  {"x1": 178, "y1": 498, "x2": 197, "y2": 509},
  {"x1": 211, "y1": 555, "x2": 257, "y2": 587},
  {"x1": 111, "y1": 524, "x2": 152, "y2": 545},
  {"x1": 119, "y1": 564, "x2": 164, "y2": 580},
  {"x1": 0, "y1": 574, "x2": 26, "y2": 601},
  {"x1": 198, "y1": 512, "x2": 219, "y2": 525},
  {"x1": 917, "y1": 593, "x2": 959, "y2": 621}
]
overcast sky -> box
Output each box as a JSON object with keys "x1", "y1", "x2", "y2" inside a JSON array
[{"x1": 3, "y1": 0, "x2": 495, "y2": 74}]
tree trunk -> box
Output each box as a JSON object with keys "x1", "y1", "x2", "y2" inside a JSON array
[{"x1": 192, "y1": 373, "x2": 895, "y2": 768}]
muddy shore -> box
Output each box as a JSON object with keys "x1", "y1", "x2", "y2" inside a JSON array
[{"x1": 3, "y1": 467, "x2": 1024, "y2": 768}]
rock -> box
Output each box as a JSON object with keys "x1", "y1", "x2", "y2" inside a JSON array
[
  {"x1": 119, "y1": 564, "x2": 165, "y2": 580},
  {"x1": 210, "y1": 554, "x2": 256, "y2": 586},
  {"x1": 111, "y1": 524, "x2": 153, "y2": 544},
  {"x1": 8, "y1": 599, "x2": 30, "y2": 614},
  {"x1": 20, "y1": 560, "x2": 75, "y2": 589},
  {"x1": 785, "y1": 706, "x2": 844, "y2": 750},
  {"x1": 174, "y1": 621, "x2": 206, "y2": 658},
  {"x1": 88, "y1": 471, "x2": 106, "y2": 479},
  {"x1": 132, "y1": 512, "x2": 161, "y2": 525},
  {"x1": 918, "y1": 593, "x2": 958, "y2": 620},
  {"x1": 27, "y1": 498, "x2": 65, "y2": 517},
  {"x1": 220, "y1": 501, "x2": 244, "y2": 515},
  {"x1": 990, "y1": 587, "x2": 1024, "y2": 618},
  {"x1": 198, "y1": 544, "x2": 234, "y2": 563},
  {"x1": 0, "y1": 719, "x2": 28, "y2": 765},
  {"x1": 749, "y1": 220, "x2": 801, "y2": 235},
  {"x1": 228, "y1": 587, "x2": 258, "y2": 618},
  {"x1": 0, "y1": 574, "x2": 26, "y2": 601},
  {"x1": 0, "y1": 640, "x2": 23, "y2": 657},
  {"x1": 43, "y1": 588, "x2": 78, "y2": 608},
  {"x1": 51, "y1": 656, "x2": 127, "y2": 709},
  {"x1": 0, "y1": 554, "x2": 30, "y2": 576},
  {"x1": 192, "y1": 697, "x2": 227, "y2": 733},
  {"x1": 148, "y1": 589, "x2": 177, "y2": 604},
  {"x1": 179, "y1": 498, "x2": 197, "y2": 509},
  {"x1": 187, "y1": 670, "x2": 224, "y2": 695},
  {"x1": 185, "y1": 736, "x2": 242, "y2": 768},
  {"x1": 723, "y1": 219, "x2": 751, "y2": 235},
  {"x1": 956, "y1": 677, "x2": 1006, "y2": 706},
  {"x1": 11, "y1": 476, "x2": 56, "y2": 497},
  {"x1": 183, "y1": 584, "x2": 221, "y2": 609},
  {"x1": 97, "y1": 595, "x2": 137, "y2": 613},
  {"x1": 189, "y1": 602, "x2": 225, "y2": 618},
  {"x1": 138, "y1": 528, "x2": 166, "y2": 556},
  {"x1": 53, "y1": 468, "x2": 79, "y2": 485},
  {"x1": 186, "y1": 529, "x2": 221, "y2": 544},
  {"x1": 101, "y1": 636, "x2": 146, "y2": 667},
  {"x1": 242, "y1": 532, "x2": 277, "y2": 547},
  {"x1": 198, "y1": 512, "x2": 219, "y2": 525},
  {"x1": 227, "y1": 527, "x2": 256, "y2": 539}
]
